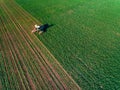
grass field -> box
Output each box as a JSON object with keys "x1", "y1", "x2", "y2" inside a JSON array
[
  {"x1": 0, "y1": 0, "x2": 80, "y2": 89},
  {"x1": 15, "y1": 0, "x2": 120, "y2": 90}
]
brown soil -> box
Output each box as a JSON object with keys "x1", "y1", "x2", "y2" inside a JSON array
[{"x1": 0, "y1": 0, "x2": 81, "y2": 90}]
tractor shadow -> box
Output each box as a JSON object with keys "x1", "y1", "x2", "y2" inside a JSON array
[{"x1": 41, "y1": 23, "x2": 54, "y2": 32}]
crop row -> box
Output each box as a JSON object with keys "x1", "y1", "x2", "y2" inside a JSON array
[{"x1": 0, "y1": 0, "x2": 80, "y2": 89}]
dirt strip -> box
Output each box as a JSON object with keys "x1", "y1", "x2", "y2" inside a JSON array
[
  {"x1": 0, "y1": 0, "x2": 81, "y2": 89},
  {"x1": 1, "y1": 2, "x2": 60, "y2": 90}
]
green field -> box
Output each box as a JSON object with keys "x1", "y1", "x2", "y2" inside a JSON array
[
  {"x1": 0, "y1": 0, "x2": 80, "y2": 89},
  {"x1": 15, "y1": 0, "x2": 120, "y2": 90}
]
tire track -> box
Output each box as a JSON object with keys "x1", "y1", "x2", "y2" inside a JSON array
[
  {"x1": 3, "y1": 1, "x2": 66, "y2": 89},
  {"x1": 0, "y1": 18, "x2": 20, "y2": 90},
  {"x1": 1, "y1": 3, "x2": 58, "y2": 90},
  {"x1": 0, "y1": 4, "x2": 49, "y2": 89},
  {"x1": 1, "y1": 12, "x2": 43, "y2": 90},
  {"x1": 0, "y1": 14, "x2": 26, "y2": 90},
  {"x1": 0, "y1": 4, "x2": 37, "y2": 90},
  {"x1": 1, "y1": 2, "x2": 58, "y2": 90},
  {"x1": 8, "y1": 1, "x2": 71, "y2": 89},
  {"x1": 11, "y1": 2, "x2": 81, "y2": 89},
  {"x1": 0, "y1": 17, "x2": 18, "y2": 90},
  {"x1": 0, "y1": 0, "x2": 81, "y2": 89}
]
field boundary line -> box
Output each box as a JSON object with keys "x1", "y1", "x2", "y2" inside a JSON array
[{"x1": 13, "y1": 1, "x2": 81, "y2": 89}]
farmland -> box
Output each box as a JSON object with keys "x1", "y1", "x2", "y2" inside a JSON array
[
  {"x1": 0, "y1": 0, "x2": 80, "y2": 89},
  {"x1": 15, "y1": 0, "x2": 120, "y2": 90}
]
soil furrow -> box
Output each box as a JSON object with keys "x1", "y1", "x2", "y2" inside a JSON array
[
  {"x1": 4, "y1": 9, "x2": 47, "y2": 90},
  {"x1": 6, "y1": 0, "x2": 80, "y2": 89},
  {"x1": 18, "y1": 24, "x2": 63, "y2": 89},
  {"x1": 2, "y1": 2, "x2": 58, "y2": 90},
  {"x1": 2, "y1": 3, "x2": 62, "y2": 89},
  {"x1": 0, "y1": 4, "x2": 36, "y2": 90},
  {"x1": 0, "y1": 23, "x2": 22, "y2": 90},
  {"x1": 0, "y1": 14, "x2": 25, "y2": 90},
  {"x1": 0, "y1": 0, "x2": 81, "y2": 89},
  {"x1": 0, "y1": 8, "x2": 40, "y2": 90},
  {"x1": 18, "y1": 15, "x2": 68, "y2": 90},
  {"x1": 1, "y1": 4, "x2": 36, "y2": 90},
  {"x1": 11, "y1": 5, "x2": 68, "y2": 88},
  {"x1": 10, "y1": 2, "x2": 80, "y2": 89}
]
